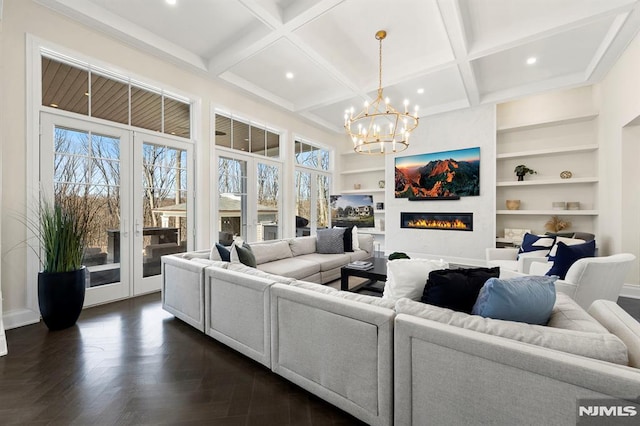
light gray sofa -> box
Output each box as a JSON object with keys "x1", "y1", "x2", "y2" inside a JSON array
[
  {"x1": 162, "y1": 245, "x2": 640, "y2": 426},
  {"x1": 161, "y1": 233, "x2": 374, "y2": 332}
]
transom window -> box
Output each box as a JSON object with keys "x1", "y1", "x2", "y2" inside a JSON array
[
  {"x1": 41, "y1": 55, "x2": 191, "y2": 138},
  {"x1": 294, "y1": 140, "x2": 330, "y2": 170},
  {"x1": 214, "y1": 113, "x2": 280, "y2": 158}
]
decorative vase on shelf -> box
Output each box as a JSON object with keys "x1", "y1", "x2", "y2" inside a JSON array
[
  {"x1": 378, "y1": 180, "x2": 385, "y2": 188},
  {"x1": 505, "y1": 200, "x2": 520, "y2": 210}
]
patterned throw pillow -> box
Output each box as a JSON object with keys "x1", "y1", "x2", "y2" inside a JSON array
[{"x1": 316, "y1": 228, "x2": 346, "y2": 254}]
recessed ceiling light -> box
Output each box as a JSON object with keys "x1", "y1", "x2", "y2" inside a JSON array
[
  {"x1": 285, "y1": 72, "x2": 294, "y2": 79},
  {"x1": 417, "y1": 88, "x2": 424, "y2": 94},
  {"x1": 526, "y1": 57, "x2": 537, "y2": 65},
  {"x1": 166, "y1": 0, "x2": 177, "y2": 5}
]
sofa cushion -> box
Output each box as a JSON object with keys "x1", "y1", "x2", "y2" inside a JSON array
[
  {"x1": 289, "y1": 236, "x2": 317, "y2": 257},
  {"x1": 227, "y1": 262, "x2": 295, "y2": 284},
  {"x1": 548, "y1": 293, "x2": 609, "y2": 333},
  {"x1": 189, "y1": 258, "x2": 230, "y2": 268},
  {"x1": 348, "y1": 250, "x2": 369, "y2": 262},
  {"x1": 472, "y1": 275, "x2": 557, "y2": 325},
  {"x1": 291, "y1": 281, "x2": 396, "y2": 309},
  {"x1": 589, "y1": 300, "x2": 640, "y2": 368},
  {"x1": 210, "y1": 243, "x2": 231, "y2": 262},
  {"x1": 396, "y1": 298, "x2": 629, "y2": 365},
  {"x1": 258, "y1": 257, "x2": 321, "y2": 280},
  {"x1": 296, "y1": 253, "x2": 352, "y2": 272},
  {"x1": 250, "y1": 240, "x2": 293, "y2": 265},
  {"x1": 291, "y1": 280, "x2": 340, "y2": 295},
  {"x1": 231, "y1": 242, "x2": 257, "y2": 267},
  {"x1": 546, "y1": 240, "x2": 596, "y2": 279},
  {"x1": 317, "y1": 228, "x2": 346, "y2": 254},
  {"x1": 180, "y1": 251, "x2": 210, "y2": 260},
  {"x1": 422, "y1": 267, "x2": 500, "y2": 314},
  {"x1": 383, "y1": 259, "x2": 449, "y2": 302}
]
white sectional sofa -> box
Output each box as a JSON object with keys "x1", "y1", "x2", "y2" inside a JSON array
[{"x1": 161, "y1": 237, "x2": 640, "y2": 426}]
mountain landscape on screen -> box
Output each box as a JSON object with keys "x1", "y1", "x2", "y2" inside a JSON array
[{"x1": 394, "y1": 147, "x2": 480, "y2": 198}]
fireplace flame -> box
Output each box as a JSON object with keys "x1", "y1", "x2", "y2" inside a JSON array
[{"x1": 406, "y1": 218, "x2": 469, "y2": 230}]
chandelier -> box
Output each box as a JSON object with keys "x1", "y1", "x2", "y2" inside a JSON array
[{"x1": 344, "y1": 30, "x2": 419, "y2": 155}]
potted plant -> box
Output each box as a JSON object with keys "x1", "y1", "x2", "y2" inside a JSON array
[
  {"x1": 37, "y1": 199, "x2": 88, "y2": 330},
  {"x1": 514, "y1": 164, "x2": 537, "y2": 181}
]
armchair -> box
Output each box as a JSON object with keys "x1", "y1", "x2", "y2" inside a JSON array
[
  {"x1": 529, "y1": 253, "x2": 636, "y2": 309},
  {"x1": 485, "y1": 248, "x2": 548, "y2": 274}
]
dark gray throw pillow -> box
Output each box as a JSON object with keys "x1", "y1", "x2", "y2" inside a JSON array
[
  {"x1": 316, "y1": 228, "x2": 346, "y2": 254},
  {"x1": 235, "y1": 242, "x2": 257, "y2": 267},
  {"x1": 422, "y1": 267, "x2": 500, "y2": 314}
]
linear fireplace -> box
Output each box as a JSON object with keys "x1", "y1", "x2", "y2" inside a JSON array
[{"x1": 401, "y1": 212, "x2": 473, "y2": 231}]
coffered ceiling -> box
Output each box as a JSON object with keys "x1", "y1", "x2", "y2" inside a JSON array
[{"x1": 36, "y1": 0, "x2": 640, "y2": 133}]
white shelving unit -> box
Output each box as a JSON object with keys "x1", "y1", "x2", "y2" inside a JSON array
[
  {"x1": 338, "y1": 151, "x2": 386, "y2": 249},
  {"x1": 495, "y1": 96, "x2": 599, "y2": 240}
]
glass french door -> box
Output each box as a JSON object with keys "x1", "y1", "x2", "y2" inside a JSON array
[
  {"x1": 41, "y1": 113, "x2": 194, "y2": 305},
  {"x1": 133, "y1": 133, "x2": 193, "y2": 295},
  {"x1": 217, "y1": 153, "x2": 281, "y2": 243},
  {"x1": 41, "y1": 113, "x2": 131, "y2": 306}
]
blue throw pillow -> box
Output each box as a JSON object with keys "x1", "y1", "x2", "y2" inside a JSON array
[
  {"x1": 216, "y1": 243, "x2": 231, "y2": 262},
  {"x1": 518, "y1": 233, "x2": 555, "y2": 255},
  {"x1": 472, "y1": 275, "x2": 557, "y2": 325},
  {"x1": 546, "y1": 240, "x2": 596, "y2": 279}
]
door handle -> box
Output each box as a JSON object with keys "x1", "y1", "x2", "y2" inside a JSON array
[
  {"x1": 122, "y1": 219, "x2": 128, "y2": 238},
  {"x1": 135, "y1": 221, "x2": 142, "y2": 237}
]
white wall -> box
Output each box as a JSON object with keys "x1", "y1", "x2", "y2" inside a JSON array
[
  {"x1": 597, "y1": 30, "x2": 640, "y2": 289},
  {"x1": 384, "y1": 104, "x2": 496, "y2": 262},
  {"x1": 0, "y1": 0, "x2": 343, "y2": 328}
]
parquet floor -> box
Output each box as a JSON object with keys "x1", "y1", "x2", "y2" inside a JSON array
[{"x1": 0, "y1": 293, "x2": 366, "y2": 426}]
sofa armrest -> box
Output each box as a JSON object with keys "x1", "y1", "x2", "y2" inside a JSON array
[
  {"x1": 357, "y1": 233, "x2": 374, "y2": 255},
  {"x1": 204, "y1": 267, "x2": 276, "y2": 367},
  {"x1": 519, "y1": 255, "x2": 550, "y2": 274},
  {"x1": 485, "y1": 247, "x2": 518, "y2": 261},
  {"x1": 161, "y1": 255, "x2": 208, "y2": 331},
  {"x1": 394, "y1": 313, "x2": 640, "y2": 425},
  {"x1": 270, "y1": 283, "x2": 394, "y2": 426},
  {"x1": 589, "y1": 300, "x2": 640, "y2": 368}
]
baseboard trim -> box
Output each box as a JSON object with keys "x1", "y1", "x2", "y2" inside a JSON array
[
  {"x1": 619, "y1": 284, "x2": 640, "y2": 300},
  {"x1": 3, "y1": 308, "x2": 40, "y2": 330}
]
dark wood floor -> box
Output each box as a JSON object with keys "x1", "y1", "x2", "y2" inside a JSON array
[
  {"x1": 0, "y1": 293, "x2": 366, "y2": 426},
  {"x1": 2, "y1": 292, "x2": 640, "y2": 426}
]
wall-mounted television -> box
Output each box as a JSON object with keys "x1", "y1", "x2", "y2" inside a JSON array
[{"x1": 394, "y1": 147, "x2": 480, "y2": 199}]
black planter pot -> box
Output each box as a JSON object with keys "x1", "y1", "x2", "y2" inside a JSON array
[
  {"x1": 517, "y1": 174, "x2": 525, "y2": 181},
  {"x1": 38, "y1": 267, "x2": 86, "y2": 330}
]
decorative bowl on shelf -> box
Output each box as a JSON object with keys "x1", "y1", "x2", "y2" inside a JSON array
[
  {"x1": 353, "y1": 183, "x2": 361, "y2": 190},
  {"x1": 505, "y1": 200, "x2": 521, "y2": 210}
]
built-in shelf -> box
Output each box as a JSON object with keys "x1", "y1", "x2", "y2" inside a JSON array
[
  {"x1": 339, "y1": 167, "x2": 385, "y2": 175},
  {"x1": 340, "y1": 188, "x2": 385, "y2": 194},
  {"x1": 496, "y1": 177, "x2": 598, "y2": 187},
  {"x1": 496, "y1": 210, "x2": 598, "y2": 216},
  {"x1": 496, "y1": 144, "x2": 599, "y2": 159},
  {"x1": 497, "y1": 112, "x2": 598, "y2": 133},
  {"x1": 358, "y1": 229, "x2": 385, "y2": 235}
]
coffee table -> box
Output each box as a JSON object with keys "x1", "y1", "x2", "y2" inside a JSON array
[{"x1": 340, "y1": 257, "x2": 387, "y2": 293}]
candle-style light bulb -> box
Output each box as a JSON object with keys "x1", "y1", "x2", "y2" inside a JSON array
[
  {"x1": 403, "y1": 99, "x2": 409, "y2": 113},
  {"x1": 414, "y1": 105, "x2": 419, "y2": 118}
]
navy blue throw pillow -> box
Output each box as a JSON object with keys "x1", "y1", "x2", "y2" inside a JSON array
[
  {"x1": 546, "y1": 240, "x2": 596, "y2": 279},
  {"x1": 216, "y1": 243, "x2": 231, "y2": 262},
  {"x1": 518, "y1": 233, "x2": 555, "y2": 255},
  {"x1": 422, "y1": 267, "x2": 500, "y2": 314}
]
